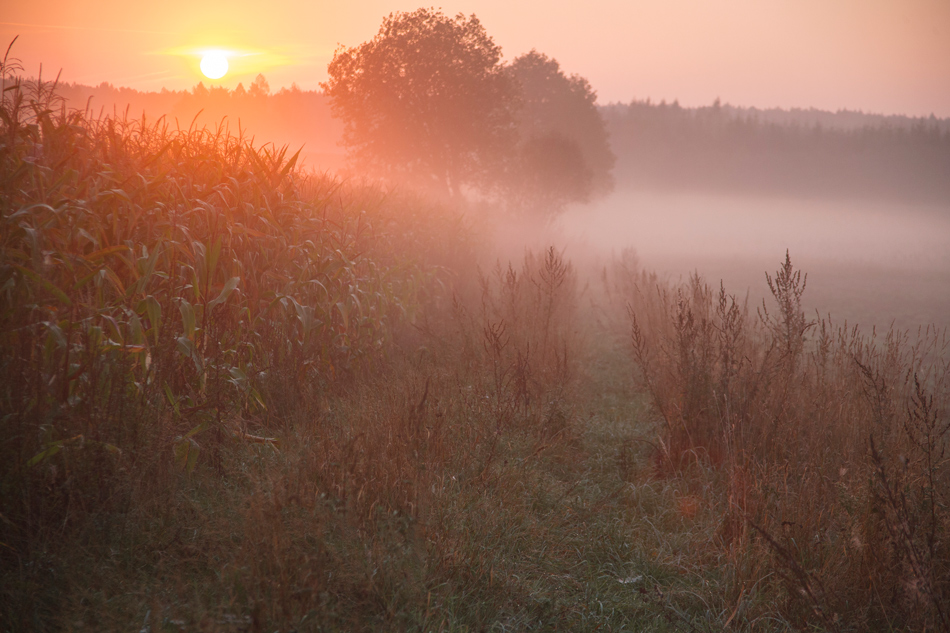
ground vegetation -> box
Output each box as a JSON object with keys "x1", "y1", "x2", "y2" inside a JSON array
[{"x1": 2, "y1": 44, "x2": 948, "y2": 632}]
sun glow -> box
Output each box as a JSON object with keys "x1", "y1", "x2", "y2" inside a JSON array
[
  {"x1": 199, "y1": 51, "x2": 229, "y2": 79},
  {"x1": 161, "y1": 45, "x2": 293, "y2": 84}
]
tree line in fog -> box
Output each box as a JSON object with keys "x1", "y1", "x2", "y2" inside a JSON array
[
  {"x1": 53, "y1": 78, "x2": 950, "y2": 204},
  {"x1": 603, "y1": 99, "x2": 950, "y2": 203}
]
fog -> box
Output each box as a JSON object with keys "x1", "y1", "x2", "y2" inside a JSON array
[
  {"x1": 557, "y1": 190, "x2": 950, "y2": 332},
  {"x1": 49, "y1": 81, "x2": 950, "y2": 335}
]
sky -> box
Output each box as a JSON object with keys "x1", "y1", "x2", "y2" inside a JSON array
[{"x1": 2, "y1": 0, "x2": 949, "y2": 117}]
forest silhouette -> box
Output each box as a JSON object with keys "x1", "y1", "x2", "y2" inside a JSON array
[{"x1": 56, "y1": 78, "x2": 950, "y2": 205}]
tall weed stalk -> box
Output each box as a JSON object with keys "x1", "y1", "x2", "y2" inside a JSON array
[{"x1": 621, "y1": 251, "x2": 949, "y2": 630}]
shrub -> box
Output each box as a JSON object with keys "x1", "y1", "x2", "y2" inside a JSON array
[{"x1": 622, "y1": 252, "x2": 950, "y2": 630}]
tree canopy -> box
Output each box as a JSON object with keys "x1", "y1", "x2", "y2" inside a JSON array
[
  {"x1": 322, "y1": 8, "x2": 516, "y2": 198},
  {"x1": 323, "y1": 9, "x2": 614, "y2": 214},
  {"x1": 506, "y1": 51, "x2": 615, "y2": 205}
]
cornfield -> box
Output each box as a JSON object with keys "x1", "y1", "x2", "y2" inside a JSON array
[
  {"x1": 0, "y1": 50, "x2": 439, "y2": 550},
  {"x1": 3, "y1": 44, "x2": 949, "y2": 632}
]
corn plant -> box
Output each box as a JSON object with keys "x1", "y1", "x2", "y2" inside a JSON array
[{"x1": 0, "y1": 59, "x2": 438, "y2": 554}]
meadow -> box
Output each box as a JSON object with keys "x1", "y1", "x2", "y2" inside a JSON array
[
  {"x1": 2, "y1": 69, "x2": 948, "y2": 632},
  {"x1": 558, "y1": 190, "x2": 950, "y2": 333}
]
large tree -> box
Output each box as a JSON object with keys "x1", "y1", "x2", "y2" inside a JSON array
[
  {"x1": 322, "y1": 9, "x2": 516, "y2": 198},
  {"x1": 504, "y1": 51, "x2": 615, "y2": 211}
]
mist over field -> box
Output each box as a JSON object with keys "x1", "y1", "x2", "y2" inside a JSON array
[
  {"x1": 5, "y1": 4, "x2": 950, "y2": 628},
  {"x1": 55, "y1": 82, "x2": 950, "y2": 336},
  {"x1": 558, "y1": 190, "x2": 950, "y2": 331}
]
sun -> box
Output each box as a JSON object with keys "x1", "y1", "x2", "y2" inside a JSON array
[{"x1": 199, "y1": 51, "x2": 229, "y2": 80}]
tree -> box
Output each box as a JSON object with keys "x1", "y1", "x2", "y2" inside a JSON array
[
  {"x1": 505, "y1": 50, "x2": 615, "y2": 210},
  {"x1": 322, "y1": 8, "x2": 517, "y2": 198},
  {"x1": 249, "y1": 74, "x2": 270, "y2": 98},
  {"x1": 507, "y1": 131, "x2": 595, "y2": 213}
]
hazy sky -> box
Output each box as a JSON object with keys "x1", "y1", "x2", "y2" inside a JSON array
[{"x1": 3, "y1": 0, "x2": 949, "y2": 117}]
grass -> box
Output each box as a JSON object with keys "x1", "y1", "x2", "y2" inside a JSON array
[
  {"x1": 620, "y1": 251, "x2": 950, "y2": 631},
  {"x1": 2, "y1": 53, "x2": 948, "y2": 632}
]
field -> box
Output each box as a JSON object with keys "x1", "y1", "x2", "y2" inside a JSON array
[
  {"x1": 2, "y1": 75, "x2": 949, "y2": 631},
  {"x1": 558, "y1": 189, "x2": 950, "y2": 332}
]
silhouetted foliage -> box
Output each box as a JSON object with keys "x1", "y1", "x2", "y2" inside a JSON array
[
  {"x1": 249, "y1": 73, "x2": 270, "y2": 97},
  {"x1": 505, "y1": 50, "x2": 614, "y2": 210},
  {"x1": 322, "y1": 8, "x2": 517, "y2": 199},
  {"x1": 55, "y1": 76, "x2": 344, "y2": 171},
  {"x1": 506, "y1": 132, "x2": 594, "y2": 214},
  {"x1": 603, "y1": 99, "x2": 950, "y2": 202}
]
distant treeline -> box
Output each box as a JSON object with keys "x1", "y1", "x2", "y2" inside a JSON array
[
  {"x1": 601, "y1": 99, "x2": 950, "y2": 203},
  {"x1": 54, "y1": 80, "x2": 950, "y2": 203},
  {"x1": 57, "y1": 77, "x2": 344, "y2": 171}
]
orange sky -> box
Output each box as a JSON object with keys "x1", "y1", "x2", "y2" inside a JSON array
[{"x1": 2, "y1": 0, "x2": 949, "y2": 117}]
